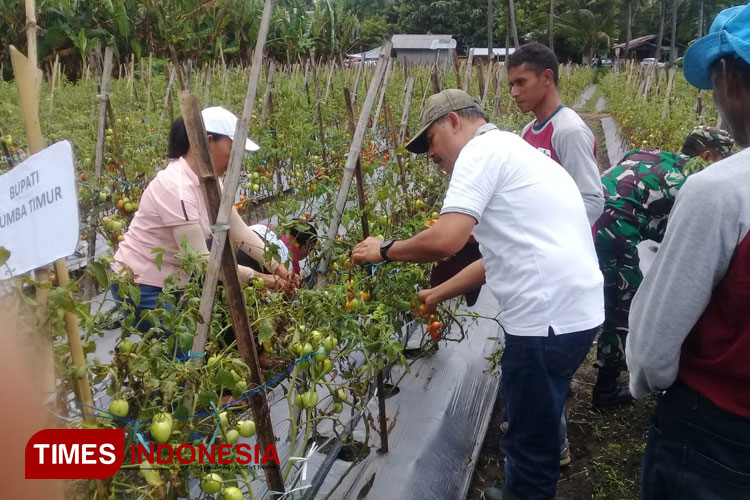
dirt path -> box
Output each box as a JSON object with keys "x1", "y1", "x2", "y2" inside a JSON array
[{"x1": 467, "y1": 105, "x2": 657, "y2": 500}]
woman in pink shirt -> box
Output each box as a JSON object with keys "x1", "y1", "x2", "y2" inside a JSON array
[{"x1": 111, "y1": 107, "x2": 293, "y2": 353}]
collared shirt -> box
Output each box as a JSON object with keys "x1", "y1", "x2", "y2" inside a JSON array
[
  {"x1": 441, "y1": 127, "x2": 604, "y2": 336},
  {"x1": 113, "y1": 157, "x2": 211, "y2": 286}
]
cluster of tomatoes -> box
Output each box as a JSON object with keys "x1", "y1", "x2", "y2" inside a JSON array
[{"x1": 413, "y1": 302, "x2": 442, "y2": 340}]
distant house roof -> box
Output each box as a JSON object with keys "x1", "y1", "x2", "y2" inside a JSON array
[
  {"x1": 346, "y1": 46, "x2": 381, "y2": 61},
  {"x1": 391, "y1": 34, "x2": 456, "y2": 50},
  {"x1": 470, "y1": 47, "x2": 516, "y2": 57}
]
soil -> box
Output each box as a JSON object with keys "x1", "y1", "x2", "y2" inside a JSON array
[{"x1": 468, "y1": 108, "x2": 658, "y2": 500}]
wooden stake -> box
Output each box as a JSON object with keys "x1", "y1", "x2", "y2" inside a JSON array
[
  {"x1": 259, "y1": 60, "x2": 276, "y2": 126},
  {"x1": 182, "y1": 1, "x2": 285, "y2": 494},
  {"x1": 493, "y1": 63, "x2": 506, "y2": 119},
  {"x1": 316, "y1": 41, "x2": 392, "y2": 288},
  {"x1": 48, "y1": 53, "x2": 59, "y2": 115},
  {"x1": 371, "y1": 57, "x2": 393, "y2": 133},
  {"x1": 463, "y1": 48, "x2": 474, "y2": 92},
  {"x1": 399, "y1": 76, "x2": 415, "y2": 144},
  {"x1": 452, "y1": 50, "x2": 462, "y2": 90},
  {"x1": 476, "y1": 62, "x2": 486, "y2": 100},
  {"x1": 661, "y1": 67, "x2": 677, "y2": 120},
  {"x1": 83, "y1": 46, "x2": 113, "y2": 302}
]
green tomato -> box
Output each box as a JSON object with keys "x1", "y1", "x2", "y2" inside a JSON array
[
  {"x1": 301, "y1": 343, "x2": 313, "y2": 357},
  {"x1": 235, "y1": 380, "x2": 248, "y2": 393},
  {"x1": 98, "y1": 191, "x2": 108, "y2": 202},
  {"x1": 207, "y1": 355, "x2": 221, "y2": 367},
  {"x1": 151, "y1": 413, "x2": 172, "y2": 443},
  {"x1": 311, "y1": 330, "x2": 323, "y2": 343},
  {"x1": 252, "y1": 183, "x2": 260, "y2": 191},
  {"x1": 337, "y1": 388, "x2": 347, "y2": 401},
  {"x1": 225, "y1": 429, "x2": 240, "y2": 444},
  {"x1": 321, "y1": 358, "x2": 333, "y2": 374},
  {"x1": 251, "y1": 172, "x2": 260, "y2": 181},
  {"x1": 322, "y1": 336, "x2": 338, "y2": 352},
  {"x1": 333, "y1": 402, "x2": 343, "y2": 414},
  {"x1": 201, "y1": 473, "x2": 223, "y2": 494},
  {"x1": 219, "y1": 411, "x2": 229, "y2": 430},
  {"x1": 221, "y1": 486, "x2": 243, "y2": 500},
  {"x1": 140, "y1": 461, "x2": 162, "y2": 486},
  {"x1": 313, "y1": 350, "x2": 327, "y2": 362},
  {"x1": 302, "y1": 390, "x2": 318, "y2": 408},
  {"x1": 124, "y1": 202, "x2": 134, "y2": 212},
  {"x1": 118, "y1": 339, "x2": 134, "y2": 353},
  {"x1": 109, "y1": 399, "x2": 129, "y2": 418},
  {"x1": 294, "y1": 394, "x2": 303, "y2": 407},
  {"x1": 238, "y1": 420, "x2": 256, "y2": 438}
]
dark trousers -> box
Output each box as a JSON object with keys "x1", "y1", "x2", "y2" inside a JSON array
[
  {"x1": 500, "y1": 326, "x2": 597, "y2": 500},
  {"x1": 641, "y1": 381, "x2": 750, "y2": 500}
]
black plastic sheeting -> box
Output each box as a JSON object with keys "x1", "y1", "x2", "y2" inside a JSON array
[{"x1": 314, "y1": 287, "x2": 502, "y2": 499}]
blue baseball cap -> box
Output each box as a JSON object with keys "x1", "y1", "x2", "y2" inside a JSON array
[{"x1": 684, "y1": 3, "x2": 750, "y2": 90}]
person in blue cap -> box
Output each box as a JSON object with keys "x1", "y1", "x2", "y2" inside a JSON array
[{"x1": 626, "y1": 3, "x2": 750, "y2": 499}]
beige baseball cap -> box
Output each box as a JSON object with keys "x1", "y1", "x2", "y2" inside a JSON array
[
  {"x1": 201, "y1": 106, "x2": 260, "y2": 151},
  {"x1": 405, "y1": 89, "x2": 482, "y2": 154}
]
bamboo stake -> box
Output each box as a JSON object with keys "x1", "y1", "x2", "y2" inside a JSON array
[
  {"x1": 493, "y1": 63, "x2": 506, "y2": 119},
  {"x1": 371, "y1": 57, "x2": 393, "y2": 133},
  {"x1": 482, "y1": 59, "x2": 493, "y2": 105},
  {"x1": 452, "y1": 50, "x2": 462, "y2": 90},
  {"x1": 83, "y1": 46, "x2": 113, "y2": 302},
  {"x1": 10, "y1": 40, "x2": 95, "y2": 422},
  {"x1": 661, "y1": 67, "x2": 677, "y2": 120},
  {"x1": 48, "y1": 53, "x2": 59, "y2": 115},
  {"x1": 316, "y1": 41, "x2": 392, "y2": 288},
  {"x1": 259, "y1": 60, "x2": 276, "y2": 126},
  {"x1": 183, "y1": 3, "x2": 284, "y2": 494},
  {"x1": 352, "y1": 59, "x2": 364, "y2": 104},
  {"x1": 310, "y1": 52, "x2": 328, "y2": 165},
  {"x1": 158, "y1": 66, "x2": 177, "y2": 131},
  {"x1": 203, "y1": 63, "x2": 212, "y2": 107},
  {"x1": 147, "y1": 53, "x2": 153, "y2": 111},
  {"x1": 476, "y1": 61, "x2": 486, "y2": 100},
  {"x1": 399, "y1": 76, "x2": 415, "y2": 144},
  {"x1": 324, "y1": 59, "x2": 334, "y2": 100},
  {"x1": 463, "y1": 48, "x2": 474, "y2": 92}
]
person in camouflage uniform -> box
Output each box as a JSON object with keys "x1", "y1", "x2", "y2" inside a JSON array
[{"x1": 592, "y1": 125, "x2": 734, "y2": 408}]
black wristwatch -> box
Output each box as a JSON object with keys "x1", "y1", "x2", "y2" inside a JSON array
[{"x1": 380, "y1": 239, "x2": 395, "y2": 262}]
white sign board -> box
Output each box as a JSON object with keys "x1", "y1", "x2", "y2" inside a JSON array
[{"x1": 0, "y1": 141, "x2": 79, "y2": 278}]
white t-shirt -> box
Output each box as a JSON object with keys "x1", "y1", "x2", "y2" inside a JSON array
[{"x1": 441, "y1": 126, "x2": 604, "y2": 337}]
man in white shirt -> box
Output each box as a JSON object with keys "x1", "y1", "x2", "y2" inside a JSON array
[{"x1": 352, "y1": 89, "x2": 603, "y2": 500}]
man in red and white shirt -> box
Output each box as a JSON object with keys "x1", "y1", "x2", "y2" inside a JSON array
[{"x1": 508, "y1": 44, "x2": 604, "y2": 226}]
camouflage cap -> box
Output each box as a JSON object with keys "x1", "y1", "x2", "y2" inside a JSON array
[
  {"x1": 687, "y1": 125, "x2": 734, "y2": 158},
  {"x1": 405, "y1": 89, "x2": 482, "y2": 154}
]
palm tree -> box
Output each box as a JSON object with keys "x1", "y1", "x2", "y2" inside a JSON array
[{"x1": 556, "y1": 0, "x2": 612, "y2": 64}]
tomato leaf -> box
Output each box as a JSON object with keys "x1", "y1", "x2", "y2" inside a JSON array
[
  {"x1": 88, "y1": 261, "x2": 109, "y2": 288},
  {"x1": 198, "y1": 390, "x2": 220, "y2": 407},
  {"x1": 129, "y1": 356, "x2": 150, "y2": 374},
  {"x1": 152, "y1": 247, "x2": 165, "y2": 271},
  {"x1": 213, "y1": 368, "x2": 236, "y2": 388},
  {"x1": 0, "y1": 246, "x2": 10, "y2": 267}
]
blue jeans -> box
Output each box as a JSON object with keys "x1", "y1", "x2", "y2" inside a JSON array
[
  {"x1": 109, "y1": 284, "x2": 188, "y2": 361},
  {"x1": 500, "y1": 326, "x2": 597, "y2": 500},
  {"x1": 641, "y1": 380, "x2": 750, "y2": 500}
]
